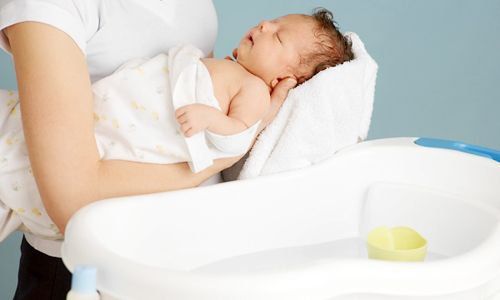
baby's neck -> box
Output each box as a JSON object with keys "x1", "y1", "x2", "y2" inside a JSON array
[{"x1": 225, "y1": 58, "x2": 272, "y2": 92}]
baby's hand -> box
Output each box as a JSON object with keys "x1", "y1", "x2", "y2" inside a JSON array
[{"x1": 175, "y1": 104, "x2": 214, "y2": 137}]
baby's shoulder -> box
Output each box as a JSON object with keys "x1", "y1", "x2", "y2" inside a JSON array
[
  {"x1": 232, "y1": 68, "x2": 270, "y2": 112},
  {"x1": 202, "y1": 58, "x2": 268, "y2": 97}
]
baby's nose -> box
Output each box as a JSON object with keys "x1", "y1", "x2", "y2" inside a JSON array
[{"x1": 258, "y1": 20, "x2": 273, "y2": 32}]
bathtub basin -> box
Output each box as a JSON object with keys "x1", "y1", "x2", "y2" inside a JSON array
[{"x1": 62, "y1": 137, "x2": 500, "y2": 299}]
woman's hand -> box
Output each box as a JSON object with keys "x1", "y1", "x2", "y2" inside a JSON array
[
  {"x1": 225, "y1": 48, "x2": 296, "y2": 133},
  {"x1": 220, "y1": 77, "x2": 296, "y2": 181},
  {"x1": 257, "y1": 77, "x2": 297, "y2": 133}
]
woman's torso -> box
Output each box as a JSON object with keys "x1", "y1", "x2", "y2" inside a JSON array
[
  {"x1": 85, "y1": 0, "x2": 218, "y2": 82},
  {"x1": 0, "y1": 0, "x2": 218, "y2": 82}
]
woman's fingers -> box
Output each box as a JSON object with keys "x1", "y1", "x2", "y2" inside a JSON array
[
  {"x1": 259, "y1": 77, "x2": 297, "y2": 131},
  {"x1": 271, "y1": 77, "x2": 297, "y2": 108}
]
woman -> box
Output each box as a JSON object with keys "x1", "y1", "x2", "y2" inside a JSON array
[{"x1": 0, "y1": 0, "x2": 296, "y2": 298}]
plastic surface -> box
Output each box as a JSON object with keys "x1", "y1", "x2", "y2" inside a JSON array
[
  {"x1": 67, "y1": 266, "x2": 100, "y2": 300},
  {"x1": 66, "y1": 291, "x2": 100, "y2": 300},
  {"x1": 415, "y1": 137, "x2": 500, "y2": 162},
  {"x1": 366, "y1": 226, "x2": 427, "y2": 261},
  {"x1": 62, "y1": 137, "x2": 500, "y2": 299}
]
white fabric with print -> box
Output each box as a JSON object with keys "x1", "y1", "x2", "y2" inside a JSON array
[
  {"x1": 0, "y1": 45, "x2": 257, "y2": 241},
  {"x1": 0, "y1": 89, "x2": 61, "y2": 241},
  {"x1": 93, "y1": 44, "x2": 258, "y2": 171}
]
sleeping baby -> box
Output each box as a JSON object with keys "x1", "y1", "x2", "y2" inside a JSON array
[{"x1": 0, "y1": 8, "x2": 353, "y2": 240}]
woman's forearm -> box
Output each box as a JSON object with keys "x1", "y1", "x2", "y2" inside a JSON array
[
  {"x1": 96, "y1": 160, "x2": 232, "y2": 202},
  {"x1": 6, "y1": 22, "x2": 235, "y2": 233},
  {"x1": 38, "y1": 159, "x2": 229, "y2": 234}
]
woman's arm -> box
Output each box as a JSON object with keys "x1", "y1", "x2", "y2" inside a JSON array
[
  {"x1": 5, "y1": 22, "x2": 237, "y2": 233},
  {"x1": 258, "y1": 77, "x2": 297, "y2": 133}
]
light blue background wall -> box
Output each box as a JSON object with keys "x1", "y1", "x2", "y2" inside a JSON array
[{"x1": 1, "y1": 0, "x2": 499, "y2": 297}]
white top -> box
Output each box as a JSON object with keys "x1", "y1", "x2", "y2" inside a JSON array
[
  {"x1": 0, "y1": 0, "x2": 218, "y2": 257},
  {"x1": 0, "y1": 0, "x2": 218, "y2": 82}
]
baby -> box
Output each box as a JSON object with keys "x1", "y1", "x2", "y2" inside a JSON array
[
  {"x1": 176, "y1": 8, "x2": 354, "y2": 139},
  {"x1": 0, "y1": 8, "x2": 353, "y2": 240}
]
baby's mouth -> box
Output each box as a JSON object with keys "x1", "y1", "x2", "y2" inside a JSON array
[{"x1": 247, "y1": 33, "x2": 254, "y2": 45}]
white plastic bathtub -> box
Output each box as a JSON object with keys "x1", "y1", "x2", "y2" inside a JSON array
[{"x1": 62, "y1": 137, "x2": 500, "y2": 299}]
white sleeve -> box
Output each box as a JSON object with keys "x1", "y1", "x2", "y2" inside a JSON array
[{"x1": 0, "y1": 0, "x2": 99, "y2": 55}]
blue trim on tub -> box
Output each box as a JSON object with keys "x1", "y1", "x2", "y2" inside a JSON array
[{"x1": 414, "y1": 138, "x2": 500, "y2": 162}]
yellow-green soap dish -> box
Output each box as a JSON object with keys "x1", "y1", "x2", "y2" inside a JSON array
[{"x1": 366, "y1": 226, "x2": 427, "y2": 262}]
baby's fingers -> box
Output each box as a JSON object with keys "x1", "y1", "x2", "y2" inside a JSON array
[
  {"x1": 180, "y1": 122, "x2": 191, "y2": 135},
  {"x1": 176, "y1": 113, "x2": 188, "y2": 124},
  {"x1": 175, "y1": 105, "x2": 190, "y2": 118},
  {"x1": 184, "y1": 128, "x2": 196, "y2": 137}
]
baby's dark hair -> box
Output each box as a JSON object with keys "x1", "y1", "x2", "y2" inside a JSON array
[{"x1": 297, "y1": 8, "x2": 354, "y2": 84}]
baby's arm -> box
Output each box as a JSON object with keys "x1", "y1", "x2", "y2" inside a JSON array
[
  {"x1": 175, "y1": 104, "x2": 245, "y2": 137},
  {"x1": 175, "y1": 77, "x2": 270, "y2": 137}
]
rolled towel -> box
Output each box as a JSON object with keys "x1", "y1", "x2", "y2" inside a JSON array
[{"x1": 238, "y1": 32, "x2": 378, "y2": 179}]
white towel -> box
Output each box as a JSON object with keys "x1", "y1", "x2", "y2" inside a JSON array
[
  {"x1": 238, "y1": 32, "x2": 378, "y2": 179},
  {"x1": 168, "y1": 45, "x2": 216, "y2": 172},
  {"x1": 168, "y1": 45, "x2": 260, "y2": 172}
]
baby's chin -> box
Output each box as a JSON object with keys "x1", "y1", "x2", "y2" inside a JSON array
[{"x1": 232, "y1": 48, "x2": 238, "y2": 60}]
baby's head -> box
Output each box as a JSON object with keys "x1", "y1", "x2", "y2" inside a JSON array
[{"x1": 235, "y1": 8, "x2": 354, "y2": 88}]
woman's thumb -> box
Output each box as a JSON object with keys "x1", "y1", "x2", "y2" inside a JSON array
[
  {"x1": 282, "y1": 77, "x2": 297, "y2": 89},
  {"x1": 271, "y1": 78, "x2": 297, "y2": 102}
]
